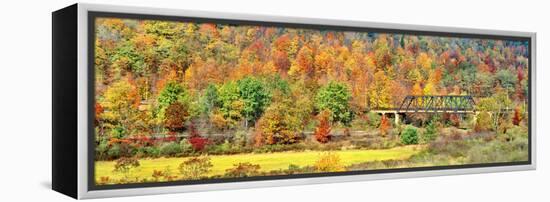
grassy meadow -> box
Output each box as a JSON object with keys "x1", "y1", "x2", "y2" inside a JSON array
[{"x1": 96, "y1": 145, "x2": 423, "y2": 182}]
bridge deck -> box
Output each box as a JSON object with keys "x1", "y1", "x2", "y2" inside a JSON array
[{"x1": 370, "y1": 109, "x2": 476, "y2": 114}]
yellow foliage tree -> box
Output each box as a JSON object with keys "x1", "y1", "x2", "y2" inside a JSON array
[
  {"x1": 367, "y1": 71, "x2": 392, "y2": 108},
  {"x1": 412, "y1": 82, "x2": 423, "y2": 96}
]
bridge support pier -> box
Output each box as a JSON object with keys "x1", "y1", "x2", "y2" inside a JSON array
[
  {"x1": 378, "y1": 112, "x2": 400, "y2": 126},
  {"x1": 394, "y1": 113, "x2": 399, "y2": 125}
]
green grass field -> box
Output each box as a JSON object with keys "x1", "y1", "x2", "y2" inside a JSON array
[{"x1": 95, "y1": 145, "x2": 423, "y2": 183}]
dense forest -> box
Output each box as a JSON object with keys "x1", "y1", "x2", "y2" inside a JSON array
[{"x1": 93, "y1": 17, "x2": 529, "y2": 185}]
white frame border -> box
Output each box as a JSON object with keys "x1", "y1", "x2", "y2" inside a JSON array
[{"x1": 76, "y1": 3, "x2": 536, "y2": 199}]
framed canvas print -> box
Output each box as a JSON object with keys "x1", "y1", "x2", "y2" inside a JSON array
[{"x1": 52, "y1": 3, "x2": 536, "y2": 199}]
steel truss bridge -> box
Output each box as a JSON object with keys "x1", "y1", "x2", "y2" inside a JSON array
[
  {"x1": 370, "y1": 95, "x2": 478, "y2": 125},
  {"x1": 371, "y1": 95, "x2": 477, "y2": 114}
]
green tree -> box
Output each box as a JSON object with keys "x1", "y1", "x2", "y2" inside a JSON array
[
  {"x1": 217, "y1": 81, "x2": 244, "y2": 128},
  {"x1": 422, "y1": 120, "x2": 437, "y2": 142},
  {"x1": 401, "y1": 125, "x2": 419, "y2": 145},
  {"x1": 237, "y1": 77, "x2": 271, "y2": 127},
  {"x1": 157, "y1": 81, "x2": 189, "y2": 122},
  {"x1": 201, "y1": 83, "x2": 219, "y2": 115},
  {"x1": 477, "y1": 90, "x2": 512, "y2": 132},
  {"x1": 158, "y1": 82, "x2": 188, "y2": 108},
  {"x1": 315, "y1": 81, "x2": 353, "y2": 125},
  {"x1": 111, "y1": 41, "x2": 147, "y2": 75},
  {"x1": 496, "y1": 69, "x2": 518, "y2": 93}
]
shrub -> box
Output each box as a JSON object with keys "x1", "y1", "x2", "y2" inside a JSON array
[
  {"x1": 160, "y1": 142, "x2": 182, "y2": 156},
  {"x1": 110, "y1": 125, "x2": 126, "y2": 139},
  {"x1": 113, "y1": 157, "x2": 140, "y2": 178},
  {"x1": 233, "y1": 130, "x2": 248, "y2": 147},
  {"x1": 314, "y1": 109, "x2": 332, "y2": 143},
  {"x1": 178, "y1": 156, "x2": 213, "y2": 180},
  {"x1": 98, "y1": 176, "x2": 110, "y2": 185},
  {"x1": 180, "y1": 139, "x2": 193, "y2": 153},
  {"x1": 151, "y1": 166, "x2": 178, "y2": 182},
  {"x1": 422, "y1": 121, "x2": 437, "y2": 142},
  {"x1": 401, "y1": 125, "x2": 419, "y2": 145},
  {"x1": 151, "y1": 166, "x2": 177, "y2": 182},
  {"x1": 142, "y1": 146, "x2": 160, "y2": 157},
  {"x1": 224, "y1": 162, "x2": 261, "y2": 178},
  {"x1": 475, "y1": 111, "x2": 492, "y2": 132},
  {"x1": 107, "y1": 144, "x2": 121, "y2": 159},
  {"x1": 366, "y1": 112, "x2": 381, "y2": 128},
  {"x1": 448, "y1": 114, "x2": 460, "y2": 127},
  {"x1": 189, "y1": 136, "x2": 209, "y2": 151},
  {"x1": 151, "y1": 170, "x2": 164, "y2": 181},
  {"x1": 314, "y1": 152, "x2": 344, "y2": 172},
  {"x1": 206, "y1": 140, "x2": 233, "y2": 155},
  {"x1": 286, "y1": 164, "x2": 304, "y2": 174},
  {"x1": 96, "y1": 141, "x2": 109, "y2": 160},
  {"x1": 220, "y1": 139, "x2": 232, "y2": 152}
]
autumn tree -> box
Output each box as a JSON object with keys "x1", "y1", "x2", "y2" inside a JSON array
[
  {"x1": 314, "y1": 109, "x2": 332, "y2": 143},
  {"x1": 512, "y1": 106, "x2": 523, "y2": 126},
  {"x1": 477, "y1": 89, "x2": 512, "y2": 132},
  {"x1": 255, "y1": 94, "x2": 301, "y2": 145},
  {"x1": 367, "y1": 71, "x2": 392, "y2": 108},
  {"x1": 288, "y1": 45, "x2": 314, "y2": 78},
  {"x1": 157, "y1": 81, "x2": 189, "y2": 122},
  {"x1": 164, "y1": 102, "x2": 189, "y2": 133},
  {"x1": 100, "y1": 78, "x2": 140, "y2": 137},
  {"x1": 379, "y1": 114, "x2": 391, "y2": 136},
  {"x1": 373, "y1": 36, "x2": 392, "y2": 71}
]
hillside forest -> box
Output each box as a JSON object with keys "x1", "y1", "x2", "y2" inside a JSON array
[{"x1": 93, "y1": 17, "x2": 530, "y2": 185}]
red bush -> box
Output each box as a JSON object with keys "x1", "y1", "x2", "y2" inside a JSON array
[{"x1": 189, "y1": 136, "x2": 208, "y2": 151}]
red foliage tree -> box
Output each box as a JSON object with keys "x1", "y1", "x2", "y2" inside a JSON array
[
  {"x1": 314, "y1": 110, "x2": 332, "y2": 143},
  {"x1": 513, "y1": 106, "x2": 523, "y2": 126},
  {"x1": 94, "y1": 103, "x2": 104, "y2": 133}
]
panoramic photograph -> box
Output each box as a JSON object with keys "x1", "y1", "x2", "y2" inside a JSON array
[{"x1": 92, "y1": 17, "x2": 530, "y2": 185}]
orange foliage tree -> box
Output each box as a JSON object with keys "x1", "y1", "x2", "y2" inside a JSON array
[
  {"x1": 513, "y1": 106, "x2": 523, "y2": 126},
  {"x1": 379, "y1": 114, "x2": 391, "y2": 136},
  {"x1": 314, "y1": 110, "x2": 332, "y2": 143}
]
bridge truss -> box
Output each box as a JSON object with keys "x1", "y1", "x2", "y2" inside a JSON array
[{"x1": 396, "y1": 95, "x2": 476, "y2": 113}]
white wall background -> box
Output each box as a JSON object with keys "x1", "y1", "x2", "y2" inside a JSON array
[{"x1": 0, "y1": 0, "x2": 547, "y2": 201}]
